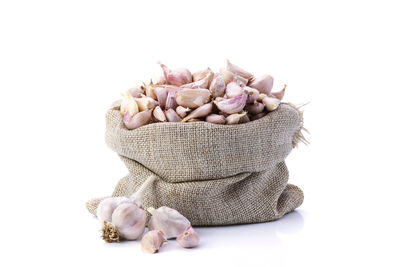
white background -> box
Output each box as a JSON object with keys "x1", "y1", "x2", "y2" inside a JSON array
[{"x1": 1, "y1": 0, "x2": 399, "y2": 266}]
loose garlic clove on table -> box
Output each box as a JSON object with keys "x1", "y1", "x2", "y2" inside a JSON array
[{"x1": 147, "y1": 206, "x2": 191, "y2": 239}]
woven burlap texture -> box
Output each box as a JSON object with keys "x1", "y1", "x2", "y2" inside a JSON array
[{"x1": 86, "y1": 103, "x2": 304, "y2": 226}]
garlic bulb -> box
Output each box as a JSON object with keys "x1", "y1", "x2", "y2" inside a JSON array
[
  {"x1": 159, "y1": 62, "x2": 192, "y2": 86},
  {"x1": 98, "y1": 175, "x2": 157, "y2": 242},
  {"x1": 147, "y1": 206, "x2": 191, "y2": 239},
  {"x1": 177, "y1": 226, "x2": 200, "y2": 248},
  {"x1": 141, "y1": 230, "x2": 166, "y2": 254}
]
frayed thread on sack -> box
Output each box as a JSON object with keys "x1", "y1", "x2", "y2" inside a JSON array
[{"x1": 288, "y1": 102, "x2": 310, "y2": 148}]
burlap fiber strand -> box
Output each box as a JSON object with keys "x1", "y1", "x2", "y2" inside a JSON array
[{"x1": 86, "y1": 102, "x2": 306, "y2": 226}]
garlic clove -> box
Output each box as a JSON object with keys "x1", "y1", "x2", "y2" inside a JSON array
[
  {"x1": 128, "y1": 85, "x2": 144, "y2": 98},
  {"x1": 147, "y1": 206, "x2": 191, "y2": 239},
  {"x1": 226, "y1": 59, "x2": 253, "y2": 80},
  {"x1": 246, "y1": 102, "x2": 265, "y2": 115},
  {"x1": 243, "y1": 86, "x2": 260, "y2": 104},
  {"x1": 154, "y1": 87, "x2": 168, "y2": 109},
  {"x1": 165, "y1": 90, "x2": 178, "y2": 110},
  {"x1": 111, "y1": 202, "x2": 147, "y2": 240},
  {"x1": 123, "y1": 110, "x2": 152, "y2": 130},
  {"x1": 240, "y1": 114, "x2": 251, "y2": 123},
  {"x1": 159, "y1": 62, "x2": 192, "y2": 86},
  {"x1": 257, "y1": 93, "x2": 267, "y2": 102},
  {"x1": 215, "y1": 94, "x2": 247, "y2": 114},
  {"x1": 206, "y1": 114, "x2": 226, "y2": 124},
  {"x1": 134, "y1": 95, "x2": 156, "y2": 111},
  {"x1": 177, "y1": 226, "x2": 200, "y2": 248},
  {"x1": 248, "y1": 74, "x2": 274, "y2": 94},
  {"x1": 142, "y1": 81, "x2": 157, "y2": 100},
  {"x1": 97, "y1": 197, "x2": 131, "y2": 223},
  {"x1": 192, "y1": 68, "x2": 213, "y2": 82},
  {"x1": 182, "y1": 69, "x2": 214, "y2": 89},
  {"x1": 120, "y1": 93, "x2": 139, "y2": 118},
  {"x1": 262, "y1": 96, "x2": 281, "y2": 111},
  {"x1": 153, "y1": 106, "x2": 167, "y2": 122},
  {"x1": 226, "y1": 112, "x2": 248, "y2": 125},
  {"x1": 176, "y1": 106, "x2": 191, "y2": 118},
  {"x1": 165, "y1": 109, "x2": 182, "y2": 122},
  {"x1": 225, "y1": 82, "x2": 244, "y2": 98},
  {"x1": 220, "y1": 68, "x2": 248, "y2": 86},
  {"x1": 151, "y1": 75, "x2": 166, "y2": 85},
  {"x1": 176, "y1": 88, "x2": 211, "y2": 108},
  {"x1": 141, "y1": 230, "x2": 166, "y2": 254},
  {"x1": 251, "y1": 111, "x2": 267, "y2": 120},
  {"x1": 181, "y1": 102, "x2": 213, "y2": 122},
  {"x1": 271, "y1": 84, "x2": 286, "y2": 100},
  {"x1": 209, "y1": 74, "x2": 226, "y2": 97}
]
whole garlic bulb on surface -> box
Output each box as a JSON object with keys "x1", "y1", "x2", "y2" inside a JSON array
[
  {"x1": 147, "y1": 206, "x2": 191, "y2": 239},
  {"x1": 98, "y1": 175, "x2": 157, "y2": 242},
  {"x1": 141, "y1": 230, "x2": 167, "y2": 254},
  {"x1": 177, "y1": 226, "x2": 200, "y2": 248}
]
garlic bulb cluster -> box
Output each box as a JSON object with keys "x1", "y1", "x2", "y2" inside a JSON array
[
  {"x1": 97, "y1": 175, "x2": 156, "y2": 242},
  {"x1": 119, "y1": 60, "x2": 286, "y2": 130}
]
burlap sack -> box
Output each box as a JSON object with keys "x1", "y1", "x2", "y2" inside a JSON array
[{"x1": 86, "y1": 102, "x2": 306, "y2": 226}]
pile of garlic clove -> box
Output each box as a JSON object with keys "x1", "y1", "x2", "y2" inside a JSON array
[
  {"x1": 120, "y1": 60, "x2": 286, "y2": 129},
  {"x1": 96, "y1": 175, "x2": 200, "y2": 254}
]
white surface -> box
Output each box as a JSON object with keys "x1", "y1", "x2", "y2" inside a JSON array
[{"x1": 0, "y1": 0, "x2": 399, "y2": 266}]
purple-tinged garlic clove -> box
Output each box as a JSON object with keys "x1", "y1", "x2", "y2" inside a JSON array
[
  {"x1": 243, "y1": 86, "x2": 260, "y2": 104},
  {"x1": 159, "y1": 62, "x2": 192, "y2": 86},
  {"x1": 153, "y1": 106, "x2": 167, "y2": 122},
  {"x1": 248, "y1": 75, "x2": 274, "y2": 94},
  {"x1": 251, "y1": 112, "x2": 267, "y2": 120},
  {"x1": 240, "y1": 114, "x2": 251, "y2": 123},
  {"x1": 176, "y1": 88, "x2": 211, "y2": 108},
  {"x1": 154, "y1": 87, "x2": 168, "y2": 109},
  {"x1": 209, "y1": 74, "x2": 226, "y2": 97},
  {"x1": 181, "y1": 102, "x2": 213, "y2": 122},
  {"x1": 215, "y1": 94, "x2": 247, "y2": 114},
  {"x1": 147, "y1": 206, "x2": 191, "y2": 239},
  {"x1": 246, "y1": 102, "x2": 265, "y2": 115},
  {"x1": 271, "y1": 84, "x2": 286, "y2": 100},
  {"x1": 142, "y1": 81, "x2": 157, "y2": 100},
  {"x1": 176, "y1": 106, "x2": 191, "y2": 118},
  {"x1": 165, "y1": 90, "x2": 178, "y2": 110},
  {"x1": 141, "y1": 230, "x2": 166, "y2": 254},
  {"x1": 206, "y1": 114, "x2": 226, "y2": 124},
  {"x1": 177, "y1": 226, "x2": 200, "y2": 248},
  {"x1": 123, "y1": 110, "x2": 152, "y2": 130},
  {"x1": 220, "y1": 68, "x2": 248, "y2": 86},
  {"x1": 225, "y1": 82, "x2": 244, "y2": 98},
  {"x1": 192, "y1": 68, "x2": 213, "y2": 82},
  {"x1": 165, "y1": 109, "x2": 182, "y2": 122},
  {"x1": 226, "y1": 59, "x2": 253, "y2": 80},
  {"x1": 257, "y1": 93, "x2": 267, "y2": 102},
  {"x1": 262, "y1": 96, "x2": 281, "y2": 111},
  {"x1": 226, "y1": 112, "x2": 248, "y2": 125},
  {"x1": 134, "y1": 95, "x2": 156, "y2": 111}
]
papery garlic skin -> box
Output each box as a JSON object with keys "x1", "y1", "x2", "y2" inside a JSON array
[
  {"x1": 159, "y1": 62, "x2": 192, "y2": 86},
  {"x1": 123, "y1": 110, "x2": 152, "y2": 130},
  {"x1": 176, "y1": 88, "x2": 211, "y2": 108},
  {"x1": 97, "y1": 197, "x2": 131, "y2": 223},
  {"x1": 176, "y1": 226, "x2": 200, "y2": 248},
  {"x1": 141, "y1": 230, "x2": 166, "y2": 254},
  {"x1": 147, "y1": 206, "x2": 191, "y2": 239},
  {"x1": 111, "y1": 203, "x2": 147, "y2": 240},
  {"x1": 215, "y1": 94, "x2": 247, "y2": 114},
  {"x1": 248, "y1": 75, "x2": 274, "y2": 94},
  {"x1": 206, "y1": 114, "x2": 226, "y2": 124}
]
